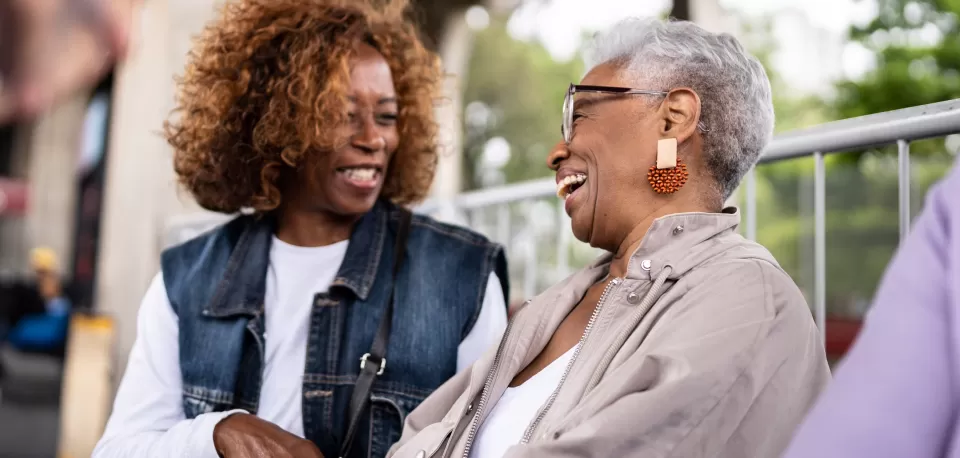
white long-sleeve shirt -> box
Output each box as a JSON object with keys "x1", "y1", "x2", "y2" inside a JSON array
[{"x1": 93, "y1": 237, "x2": 507, "y2": 458}]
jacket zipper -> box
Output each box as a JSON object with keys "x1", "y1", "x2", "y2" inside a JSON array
[
  {"x1": 458, "y1": 317, "x2": 516, "y2": 458},
  {"x1": 519, "y1": 277, "x2": 622, "y2": 444}
]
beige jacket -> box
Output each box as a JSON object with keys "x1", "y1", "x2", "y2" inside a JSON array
[{"x1": 388, "y1": 209, "x2": 831, "y2": 458}]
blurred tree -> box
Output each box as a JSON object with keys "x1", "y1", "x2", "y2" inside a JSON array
[
  {"x1": 670, "y1": 0, "x2": 690, "y2": 20},
  {"x1": 834, "y1": 0, "x2": 960, "y2": 119},
  {"x1": 460, "y1": 16, "x2": 585, "y2": 189},
  {"x1": 407, "y1": 0, "x2": 478, "y2": 48}
]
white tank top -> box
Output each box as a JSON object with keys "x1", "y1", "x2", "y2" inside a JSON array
[{"x1": 470, "y1": 345, "x2": 579, "y2": 458}]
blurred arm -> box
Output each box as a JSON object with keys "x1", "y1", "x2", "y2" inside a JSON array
[
  {"x1": 92, "y1": 273, "x2": 243, "y2": 458},
  {"x1": 0, "y1": 0, "x2": 131, "y2": 122}
]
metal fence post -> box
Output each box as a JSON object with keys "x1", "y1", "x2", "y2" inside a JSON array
[
  {"x1": 814, "y1": 152, "x2": 827, "y2": 346},
  {"x1": 898, "y1": 140, "x2": 912, "y2": 242},
  {"x1": 523, "y1": 229, "x2": 538, "y2": 300},
  {"x1": 496, "y1": 204, "x2": 511, "y2": 246}
]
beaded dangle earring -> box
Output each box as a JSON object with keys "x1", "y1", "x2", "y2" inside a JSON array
[{"x1": 647, "y1": 138, "x2": 688, "y2": 194}]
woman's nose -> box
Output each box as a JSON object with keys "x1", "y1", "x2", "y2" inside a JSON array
[
  {"x1": 546, "y1": 141, "x2": 570, "y2": 171},
  {"x1": 352, "y1": 118, "x2": 386, "y2": 153}
]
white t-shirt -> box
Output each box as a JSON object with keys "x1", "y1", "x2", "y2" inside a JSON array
[
  {"x1": 93, "y1": 236, "x2": 507, "y2": 458},
  {"x1": 469, "y1": 345, "x2": 578, "y2": 458}
]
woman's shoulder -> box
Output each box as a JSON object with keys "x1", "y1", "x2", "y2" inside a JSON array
[
  {"x1": 162, "y1": 214, "x2": 253, "y2": 255},
  {"x1": 159, "y1": 214, "x2": 258, "y2": 278}
]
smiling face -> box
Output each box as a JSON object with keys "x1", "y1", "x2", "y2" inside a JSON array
[
  {"x1": 549, "y1": 62, "x2": 705, "y2": 252},
  {"x1": 287, "y1": 43, "x2": 400, "y2": 218},
  {"x1": 549, "y1": 63, "x2": 664, "y2": 250}
]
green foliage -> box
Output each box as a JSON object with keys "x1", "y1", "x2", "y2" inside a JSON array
[
  {"x1": 461, "y1": 17, "x2": 585, "y2": 190},
  {"x1": 835, "y1": 0, "x2": 960, "y2": 119}
]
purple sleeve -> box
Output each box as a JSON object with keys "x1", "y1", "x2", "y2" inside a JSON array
[{"x1": 782, "y1": 163, "x2": 959, "y2": 458}]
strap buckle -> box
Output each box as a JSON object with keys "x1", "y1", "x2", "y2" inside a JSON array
[{"x1": 359, "y1": 353, "x2": 386, "y2": 375}]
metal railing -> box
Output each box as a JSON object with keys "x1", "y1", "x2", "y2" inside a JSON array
[{"x1": 417, "y1": 99, "x2": 960, "y2": 345}]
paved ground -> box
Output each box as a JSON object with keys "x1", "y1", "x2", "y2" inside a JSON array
[{"x1": 0, "y1": 348, "x2": 61, "y2": 458}]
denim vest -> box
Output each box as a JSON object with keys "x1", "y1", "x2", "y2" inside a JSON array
[{"x1": 160, "y1": 200, "x2": 509, "y2": 458}]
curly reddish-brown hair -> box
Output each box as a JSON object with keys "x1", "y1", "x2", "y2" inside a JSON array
[{"x1": 164, "y1": 0, "x2": 441, "y2": 213}]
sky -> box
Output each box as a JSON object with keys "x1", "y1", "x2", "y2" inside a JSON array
[{"x1": 499, "y1": 0, "x2": 882, "y2": 94}]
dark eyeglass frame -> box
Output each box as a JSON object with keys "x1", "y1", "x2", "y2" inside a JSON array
[{"x1": 561, "y1": 83, "x2": 710, "y2": 143}]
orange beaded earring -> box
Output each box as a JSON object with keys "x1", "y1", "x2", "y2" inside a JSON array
[{"x1": 648, "y1": 138, "x2": 688, "y2": 194}]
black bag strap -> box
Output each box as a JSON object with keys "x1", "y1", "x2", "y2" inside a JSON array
[{"x1": 340, "y1": 208, "x2": 412, "y2": 458}]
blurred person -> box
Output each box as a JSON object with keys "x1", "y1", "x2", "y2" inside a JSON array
[
  {"x1": 0, "y1": 247, "x2": 71, "y2": 374},
  {"x1": 0, "y1": 247, "x2": 70, "y2": 336},
  {"x1": 388, "y1": 18, "x2": 830, "y2": 458},
  {"x1": 0, "y1": 0, "x2": 131, "y2": 122},
  {"x1": 781, "y1": 160, "x2": 960, "y2": 457},
  {"x1": 29, "y1": 247, "x2": 71, "y2": 314},
  {"x1": 93, "y1": 1, "x2": 509, "y2": 457}
]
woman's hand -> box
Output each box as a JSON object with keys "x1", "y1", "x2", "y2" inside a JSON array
[{"x1": 213, "y1": 413, "x2": 324, "y2": 458}]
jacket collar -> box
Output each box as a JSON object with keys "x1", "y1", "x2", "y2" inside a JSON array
[
  {"x1": 204, "y1": 200, "x2": 391, "y2": 318},
  {"x1": 585, "y1": 208, "x2": 742, "y2": 282},
  {"x1": 204, "y1": 215, "x2": 275, "y2": 318},
  {"x1": 625, "y1": 207, "x2": 741, "y2": 280},
  {"x1": 330, "y1": 199, "x2": 389, "y2": 300}
]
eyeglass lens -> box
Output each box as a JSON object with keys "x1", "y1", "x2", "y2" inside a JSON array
[{"x1": 562, "y1": 88, "x2": 573, "y2": 143}]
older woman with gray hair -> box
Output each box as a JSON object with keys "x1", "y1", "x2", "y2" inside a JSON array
[{"x1": 387, "y1": 18, "x2": 830, "y2": 458}]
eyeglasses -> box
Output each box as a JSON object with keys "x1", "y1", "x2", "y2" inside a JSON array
[{"x1": 561, "y1": 83, "x2": 709, "y2": 143}]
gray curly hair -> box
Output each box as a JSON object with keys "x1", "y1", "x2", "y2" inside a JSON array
[{"x1": 585, "y1": 18, "x2": 774, "y2": 200}]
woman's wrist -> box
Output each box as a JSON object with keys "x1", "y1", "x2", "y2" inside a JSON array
[{"x1": 212, "y1": 412, "x2": 247, "y2": 456}]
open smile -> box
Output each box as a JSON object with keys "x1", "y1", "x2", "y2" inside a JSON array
[
  {"x1": 556, "y1": 173, "x2": 587, "y2": 200},
  {"x1": 335, "y1": 165, "x2": 384, "y2": 190}
]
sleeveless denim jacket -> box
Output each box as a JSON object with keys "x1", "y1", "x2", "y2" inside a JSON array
[{"x1": 160, "y1": 200, "x2": 509, "y2": 458}]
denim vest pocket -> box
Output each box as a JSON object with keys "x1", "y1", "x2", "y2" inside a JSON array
[
  {"x1": 182, "y1": 385, "x2": 236, "y2": 419},
  {"x1": 369, "y1": 388, "x2": 428, "y2": 458}
]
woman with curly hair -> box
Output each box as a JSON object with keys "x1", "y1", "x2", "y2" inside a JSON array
[{"x1": 93, "y1": 1, "x2": 508, "y2": 457}]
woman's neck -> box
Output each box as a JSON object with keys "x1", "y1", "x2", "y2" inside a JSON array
[
  {"x1": 274, "y1": 208, "x2": 359, "y2": 247},
  {"x1": 608, "y1": 218, "x2": 656, "y2": 279},
  {"x1": 607, "y1": 197, "x2": 715, "y2": 278}
]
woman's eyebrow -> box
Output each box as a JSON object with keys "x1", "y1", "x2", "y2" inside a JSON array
[
  {"x1": 574, "y1": 97, "x2": 601, "y2": 112},
  {"x1": 345, "y1": 96, "x2": 397, "y2": 104}
]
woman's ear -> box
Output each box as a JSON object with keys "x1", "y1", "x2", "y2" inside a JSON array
[{"x1": 659, "y1": 87, "x2": 701, "y2": 144}]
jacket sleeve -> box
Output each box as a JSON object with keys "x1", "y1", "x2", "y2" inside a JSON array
[
  {"x1": 388, "y1": 362, "x2": 474, "y2": 457},
  {"x1": 782, "y1": 165, "x2": 959, "y2": 458},
  {"x1": 504, "y1": 260, "x2": 830, "y2": 458}
]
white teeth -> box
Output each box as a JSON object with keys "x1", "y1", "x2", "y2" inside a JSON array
[
  {"x1": 343, "y1": 167, "x2": 377, "y2": 182},
  {"x1": 556, "y1": 173, "x2": 587, "y2": 198}
]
